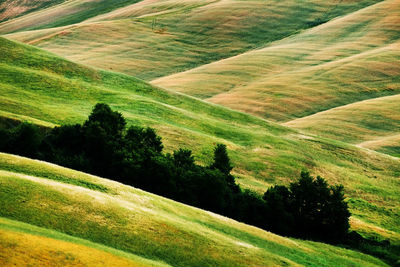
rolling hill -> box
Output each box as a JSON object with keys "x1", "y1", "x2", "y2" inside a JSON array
[
  {"x1": 0, "y1": 152, "x2": 389, "y2": 266},
  {"x1": 4, "y1": 0, "x2": 398, "y2": 157},
  {"x1": 151, "y1": 0, "x2": 400, "y2": 160},
  {"x1": 153, "y1": 0, "x2": 400, "y2": 123},
  {"x1": 0, "y1": 0, "x2": 66, "y2": 23},
  {"x1": 284, "y1": 94, "x2": 400, "y2": 146},
  {"x1": 0, "y1": 0, "x2": 399, "y2": 265},
  {"x1": 0, "y1": 0, "x2": 142, "y2": 30},
  {"x1": 0, "y1": 36, "x2": 399, "y2": 258},
  {"x1": 358, "y1": 134, "x2": 400, "y2": 158},
  {"x1": 1, "y1": 0, "x2": 382, "y2": 80}
]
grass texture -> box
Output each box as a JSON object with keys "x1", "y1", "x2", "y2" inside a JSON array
[
  {"x1": 0, "y1": 37, "x2": 399, "y2": 252},
  {"x1": 0, "y1": 0, "x2": 399, "y2": 263},
  {"x1": 153, "y1": 0, "x2": 400, "y2": 123},
  {"x1": 0, "y1": 152, "x2": 388, "y2": 266},
  {"x1": 1, "y1": 0, "x2": 382, "y2": 79}
]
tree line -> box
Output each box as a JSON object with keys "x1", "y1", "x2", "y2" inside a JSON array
[{"x1": 0, "y1": 103, "x2": 350, "y2": 242}]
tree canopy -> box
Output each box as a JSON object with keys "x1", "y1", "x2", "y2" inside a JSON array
[{"x1": 263, "y1": 171, "x2": 350, "y2": 241}]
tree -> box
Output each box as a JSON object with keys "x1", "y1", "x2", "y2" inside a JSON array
[
  {"x1": 210, "y1": 144, "x2": 239, "y2": 193},
  {"x1": 173, "y1": 148, "x2": 195, "y2": 168},
  {"x1": 0, "y1": 103, "x2": 351, "y2": 244},
  {"x1": 263, "y1": 185, "x2": 294, "y2": 235},
  {"x1": 6, "y1": 123, "x2": 42, "y2": 158},
  {"x1": 40, "y1": 124, "x2": 87, "y2": 170},
  {"x1": 289, "y1": 171, "x2": 350, "y2": 241},
  {"x1": 188, "y1": 168, "x2": 232, "y2": 214},
  {"x1": 234, "y1": 190, "x2": 267, "y2": 227},
  {"x1": 84, "y1": 103, "x2": 126, "y2": 138},
  {"x1": 124, "y1": 126, "x2": 163, "y2": 156},
  {"x1": 262, "y1": 171, "x2": 350, "y2": 242},
  {"x1": 210, "y1": 144, "x2": 232, "y2": 175}
]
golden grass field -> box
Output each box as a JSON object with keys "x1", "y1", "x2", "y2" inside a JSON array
[
  {"x1": 0, "y1": 227, "x2": 148, "y2": 267},
  {"x1": 358, "y1": 134, "x2": 400, "y2": 157},
  {"x1": 153, "y1": 0, "x2": 400, "y2": 121},
  {"x1": 0, "y1": 0, "x2": 399, "y2": 265},
  {"x1": 284, "y1": 94, "x2": 400, "y2": 144},
  {"x1": 0, "y1": 0, "x2": 66, "y2": 23},
  {"x1": 1, "y1": 0, "x2": 381, "y2": 80}
]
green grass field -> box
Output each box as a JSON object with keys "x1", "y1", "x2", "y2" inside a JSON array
[
  {"x1": 0, "y1": 36, "x2": 399, "y2": 257},
  {"x1": 0, "y1": 152, "x2": 389, "y2": 266},
  {"x1": 0, "y1": 0, "x2": 399, "y2": 265}
]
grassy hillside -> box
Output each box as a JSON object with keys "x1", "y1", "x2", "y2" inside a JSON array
[
  {"x1": 5, "y1": 0, "x2": 397, "y2": 158},
  {"x1": 2, "y1": 0, "x2": 381, "y2": 79},
  {"x1": 0, "y1": 0, "x2": 142, "y2": 32},
  {"x1": 0, "y1": 152, "x2": 389, "y2": 266},
  {"x1": 0, "y1": 0, "x2": 399, "y2": 264},
  {"x1": 358, "y1": 134, "x2": 400, "y2": 158},
  {"x1": 0, "y1": 218, "x2": 161, "y2": 266},
  {"x1": 284, "y1": 94, "x2": 400, "y2": 146},
  {"x1": 0, "y1": 36, "x2": 399, "y2": 254},
  {"x1": 0, "y1": 0, "x2": 66, "y2": 23},
  {"x1": 153, "y1": 0, "x2": 400, "y2": 122}
]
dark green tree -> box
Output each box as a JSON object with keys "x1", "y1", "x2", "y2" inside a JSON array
[
  {"x1": 234, "y1": 190, "x2": 267, "y2": 227},
  {"x1": 173, "y1": 148, "x2": 195, "y2": 168},
  {"x1": 263, "y1": 185, "x2": 294, "y2": 235},
  {"x1": 210, "y1": 144, "x2": 239, "y2": 193},
  {"x1": 84, "y1": 103, "x2": 126, "y2": 138},
  {"x1": 124, "y1": 126, "x2": 163, "y2": 156},
  {"x1": 0, "y1": 103, "x2": 352, "y2": 244},
  {"x1": 289, "y1": 171, "x2": 350, "y2": 241},
  {"x1": 81, "y1": 104, "x2": 128, "y2": 176},
  {"x1": 7, "y1": 123, "x2": 42, "y2": 158},
  {"x1": 40, "y1": 124, "x2": 87, "y2": 170},
  {"x1": 262, "y1": 171, "x2": 350, "y2": 242},
  {"x1": 211, "y1": 144, "x2": 232, "y2": 175}
]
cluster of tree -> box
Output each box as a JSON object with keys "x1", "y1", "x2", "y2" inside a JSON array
[
  {"x1": 263, "y1": 171, "x2": 350, "y2": 241},
  {"x1": 0, "y1": 103, "x2": 351, "y2": 243}
]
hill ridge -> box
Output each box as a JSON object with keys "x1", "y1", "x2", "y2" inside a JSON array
[
  {"x1": 283, "y1": 93, "x2": 400, "y2": 126},
  {"x1": 284, "y1": 92, "x2": 400, "y2": 155},
  {"x1": 2, "y1": 0, "x2": 383, "y2": 80},
  {"x1": 151, "y1": 0, "x2": 388, "y2": 82},
  {"x1": 153, "y1": 0, "x2": 399, "y2": 121}
]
